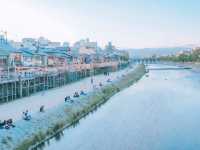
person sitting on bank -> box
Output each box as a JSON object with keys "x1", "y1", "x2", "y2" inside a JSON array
[
  {"x1": 39, "y1": 105, "x2": 45, "y2": 112},
  {"x1": 0, "y1": 119, "x2": 15, "y2": 129},
  {"x1": 99, "y1": 82, "x2": 103, "y2": 87},
  {"x1": 5, "y1": 119, "x2": 15, "y2": 129},
  {"x1": 7, "y1": 119, "x2": 15, "y2": 127},
  {"x1": 4, "y1": 123, "x2": 10, "y2": 129},
  {"x1": 73, "y1": 92, "x2": 79, "y2": 98},
  {"x1": 80, "y1": 90, "x2": 86, "y2": 95},
  {"x1": 107, "y1": 78, "x2": 112, "y2": 82},
  {"x1": 0, "y1": 120, "x2": 6, "y2": 129},
  {"x1": 92, "y1": 84, "x2": 97, "y2": 89},
  {"x1": 22, "y1": 110, "x2": 31, "y2": 121},
  {"x1": 65, "y1": 96, "x2": 71, "y2": 102}
]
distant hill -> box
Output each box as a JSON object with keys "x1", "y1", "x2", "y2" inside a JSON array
[{"x1": 124, "y1": 47, "x2": 192, "y2": 58}]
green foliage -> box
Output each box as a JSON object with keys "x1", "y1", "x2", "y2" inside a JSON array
[
  {"x1": 15, "y1": 131, "x2": 45, "y2": 150},
  {"x1": 160, "y1": 48, "x2": 200, "y2": 62},
  {"x1": 52, "y1": 122, "x2": 64, "y2": 133}
]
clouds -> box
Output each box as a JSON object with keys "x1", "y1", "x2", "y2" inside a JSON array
[
  {"x1": 0, "y1": 0, "x2": 200, "y2": 48},
  {"x1": 0, "y1": 0, "x2": 74, "y2": 41}
]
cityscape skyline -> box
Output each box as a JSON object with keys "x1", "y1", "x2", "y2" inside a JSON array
[{"x1": 0, "y1": 0, "x2": 200, "y2": 48}]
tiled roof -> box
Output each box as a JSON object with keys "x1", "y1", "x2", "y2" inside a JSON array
[
  {"x1": 0, "y1": 42, "x2": 15, "y2": 51},
  {"x1": 0, "y1": 50, "x2": 10, "y2": 56},
  {"x1": 0, "y1": 42, "x2": 15, "y2": 56}
]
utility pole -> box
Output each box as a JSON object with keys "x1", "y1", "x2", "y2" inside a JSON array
[
  {"x1": 0, "y1": 30, "x2": 8, "y2": 44},
  {"x1": 0, "y1": 30, "x2": 3, "y2": 44},
  {"x1": 4, "y1": 31, "x2": 7, "y2": 44},
  {"x1": 0, "y1": 30, "x2": 9, "y2": 79},
  {"x1": 36, "y1": 39, "x2": 40, "y2": 53}
]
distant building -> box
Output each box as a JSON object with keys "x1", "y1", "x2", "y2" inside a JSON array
[
  {"x1": 63, "y1": 42, "x2": 70, "y2": 47},
  {"x1": 0, "y1": 35, "x2": 16, "y2": 74},
  {"x1": 38, "y1": 37, "x2": 50, "y2": 47},
  {"x1": 47, "y1": 42, "x2": 61, "y2": 48},
  {"x1": 9, "y1": 40, "x2": 23, "y2": 49},
  {"x1": 0, "y1": 51, "x2": 10, "y2": 68},
  {"x1": 21, "y1": 38, "x2": 37, "y2": 50},
  {"x1": 104, "y1": 42, "x2": 129, "y2": 62},
  {"x1": 11, "y1": 48, "x2": 47, "y2": 67},
  {"x1": 0, "y1": 35, "x2": 129, "y2": 76},
  {"x1": 73, "y1": 38, "x2": 98, "y2": 55},
  {"x1": 105, "y1": 41, "x2": 116, "y2": 51}
]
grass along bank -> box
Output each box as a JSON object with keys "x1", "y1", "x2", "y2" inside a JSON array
[{"x1": 1, "y1": 64, "x2": 145, "y2": 150}]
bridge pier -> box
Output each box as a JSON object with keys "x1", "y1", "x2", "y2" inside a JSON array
[{"x1": 132, "y1": 58, "x2": 159, "y2": 64}]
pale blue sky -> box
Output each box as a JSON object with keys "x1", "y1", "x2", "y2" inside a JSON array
[{"x1": 0, "y1": 0, "x2": 200, "y2": 48}]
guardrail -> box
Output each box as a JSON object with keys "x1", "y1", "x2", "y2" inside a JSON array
[{"x1": 0, "y1": 61, "x2": 122, "y2": 83}]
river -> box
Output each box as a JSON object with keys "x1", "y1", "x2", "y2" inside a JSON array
[{"x1": 39, "y1": 64, "x2": 200, "y2": 150}]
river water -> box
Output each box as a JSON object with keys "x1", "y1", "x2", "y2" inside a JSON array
[{"x1": 40, "y1": 64, "x2": 200, "y2": 150}]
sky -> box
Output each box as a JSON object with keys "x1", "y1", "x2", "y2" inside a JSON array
[{"x1": 0, "y1": 0, "x2": 200, "y2": 48}]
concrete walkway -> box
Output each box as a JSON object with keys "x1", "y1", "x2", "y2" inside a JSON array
[{"x1": 0, "y1": 67, "x2": 133, "y2": 121}]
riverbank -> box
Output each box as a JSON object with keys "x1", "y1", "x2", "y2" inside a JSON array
[
  {"x1": 0, "y1": 67, "x2": 131, "y2": 122},
  {"x1": 0, "y1": 64, "x2": 145, "y2": 150}
]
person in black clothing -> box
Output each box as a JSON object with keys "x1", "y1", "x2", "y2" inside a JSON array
[
  {"x1": 91, "y1": 77, "x2": 93, "y2": 84},
  {"x1": 0, "y1": 120, "x2": 6, "y2": 129},
  {"x1": 99, "y1": 82, "x2": 103, "y2": 87},
  {"x1": 39, "y1": 105, "x2": 45, "y2": 112},
  {"x1": 73, "y1": 92, "x2": 79, "y2": 98},
  {"x1": 80, "y1": 90, "x2": 86, "y2": 95},
  {"x1": 0, "y1": 119, "x2": 15, "y2": 129},
  {"x1": 65, "y1": 96, "x2": 71, "y2": 102}
]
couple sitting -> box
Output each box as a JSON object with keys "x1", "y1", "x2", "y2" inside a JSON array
[
  {"x1": 22, "y1": 110, "x2": 31, "y2": 121},
  {"x1": 80, "y1": 90, "x2": 86, "y2": 96},
  {"x1": 0, "y1": 119, "x2": 15, "y2": 129},
  {"x1": 99, "y1": 82, "x2": 103, "y2": 87},
  {"x1": 73, "y1": 92, "x2": 80, "y2": 98},
  {"x1": 107, "y1": 78, "x2": 112, "y2": 83},
  {"x1": 65, "y1": 96, "x2": 72, "y2": 102},
  {"x1": 73, "y1": 91, "x2": 86, "y2": 97}
]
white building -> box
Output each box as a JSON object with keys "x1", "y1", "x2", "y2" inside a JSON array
[
  {"x1": 38, "y1": 37, "x2": 50, "y2": 47},
  {"x1": 63, "y1": 42, "x2": 70, "y2": 47},
  {"x1": 47, "y1": 42, "x2": 61, "y2": 48},
  {"x1": 10, "y1": 40, "x2": 23, "y2": 49},
  {"x1": 105, "y1": 41, "x2": 116, "y2": 51},
  {"x1": 73, "y1": 38, "x2": 98, "y2": 55},
  {"x1": 21, "y1": 38, "x2": 37, "y2": 50}
]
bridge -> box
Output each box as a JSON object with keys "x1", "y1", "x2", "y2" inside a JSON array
[
  {"x1": 147, "y1": 67, "x2": 192, "y2": 71},
  {"x1": 131, "y1": 58, "x2": 160, "y2": 64}
]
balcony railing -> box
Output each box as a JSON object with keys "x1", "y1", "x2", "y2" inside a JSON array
[{"x1": 0, "y1": 61, "x2": 121, "y2": 83}]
